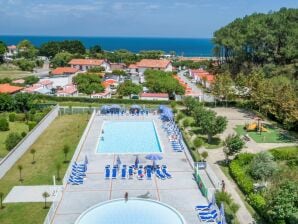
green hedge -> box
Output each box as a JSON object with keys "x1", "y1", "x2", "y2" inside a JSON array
[
  {"x1": 270, "y1": 146, "x2": 298, "y2": 160},
  {"x1": 247, "y1": 193, "x2": 266, "y2": 214},
  {"x1": 229, "y1": 160, "x2": 254, "y2": 194},
  {"x1": 36, "y1": 95, "x2": 175, "y2": 105}
]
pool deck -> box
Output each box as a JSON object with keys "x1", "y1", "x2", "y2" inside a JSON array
[{"x1": 52, "y1": 115, "x2": 207, "y2": 224}]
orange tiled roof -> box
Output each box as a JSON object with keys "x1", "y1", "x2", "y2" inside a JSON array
[
  {"x1": 140, "y1": 93, "x2": 169, "y2": 98},
  {"x1": 0, "y1": 83, "x2": 23, "y2": 94},
  {"x1": 69, "y1": 59, "x2": 106, "y2": 66},
  {"x1": 128, "y1": 64, "x2": 138, "y2": 69},
  {"x1": 57, "y1": 84, "x2": 77, "y2": 94},
  {"x1": 12, "y1": 79, "x2": 25, "y2": 84},
  {"x1": 191, "y1": 69, "x2": 215, "y2": 82},
  {"x1": 7, "y1": 45, "x2": 17, "y2": 50},
  {"x1": 136, "y1": 59, "x2": 171, "y2": 69},
  {"x1": 39, "y1": 80, "x2": 53, "y2": 85},
  {"x1": 51, "y1": 67, "x2": 79, "y2": 75}
]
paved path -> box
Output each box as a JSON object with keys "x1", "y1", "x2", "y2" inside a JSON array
[
  {"x1": 4, "y1": 185, "x2": 63, "y2": 203},
  {"x1": 177, "y1": 70, "x2": 215, "y2": 102}
]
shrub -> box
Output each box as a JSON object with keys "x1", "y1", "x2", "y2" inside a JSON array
[
  {"x1": 5, "y1": 132, "x2": 22, "y2": 150},
  {"x1": 193, "y1": 137, "x2": 204, "y2": 148},
  {"x1": 248, "y1": 193, "x2": 266, "y2": 214},
  {"x1": 229, "y1": 160, "x2": 254, "y2": 194},
  {"x1": 235, "y1": 153, "x2": 255, "y2": 166},
  {"x1": 33, "y1": 112, "x2": 46, "y2": 123},
  {"x1": 8, "y1": 113, "x2": 16, "y2": 122},
  {"x1": 215, "y1": 191, "x2": 239, "y2": 223},
  {"x1": 175, "y1": 113, "x2": 185, "y2": 121},
  {"x1": 0, "y1": 118, "x2": 9, "y2": 131},
  {"x1": 15, "y1": 113, "x2": 26, "y2": 121},
  {"x1": 182, "y1": 118, "x2": 190, "y2": 128},
  {"x1": 21, "y1": 131, "x2": 27, "y2": 137},
  {"x1": 28, "y1": 121, "x2": 37, "y2": 131}
]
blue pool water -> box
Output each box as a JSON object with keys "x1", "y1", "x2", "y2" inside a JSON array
[
  {"x1": 75, "y1": 199, "x2": 186, "y2": 224},
  {"x1": 97, "y1": 121, "x2": 162, "y2": 154}
]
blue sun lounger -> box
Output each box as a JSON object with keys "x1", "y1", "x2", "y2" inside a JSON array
[
  {"x1": 128, "y1": 166, "x2": 134, "y2": 179},
  {"x1": 195, "y1": 202, "x2": 213, "y2": 211},
  {"x1": 121, "y1": 167, "x2": 127, "y2": 179},
  {"x1": 105, "y1": 167, "x2": 111, "y2": 179},
  {"x1": 162, "y1": 167, "x2": 172, "y2": 178},
  {"x1": 156, "y1": 169, "x2": 166, "y2": 180},
  {"x1": 199, "y1": 213, "x2": 218, "y2": 222},
  {"x1": 68, "y1": 179, "x2": 83, "y2": 185},
  {"x1": 146, "y1": 168, "x2": 152, "y2": 180},
  {"x1": 112, "y1": 168, "x2": 117, "y2": 179},
  {"x1": 198, "y1": 210, "x2": 217, "y2": 216},
  {"x1": 137, "y1": 169, "x2": 144, "y2": 180}
]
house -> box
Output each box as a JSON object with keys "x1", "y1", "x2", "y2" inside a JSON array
[
  {"x1": 51, "y1": 67, "x2": 79, "y2": 76},
  {"x1": 102, "y1": 79, "x2": 118, "y2": 95},
  {"x1": 128, "y1": 64, "x2": 138, "y2": 74},
  {"x1": 91, "y1": 90, "x2": 111, "y2": 99},
  {"x1": 0, "y1": 83, "x2": 23, "y2": 94},
  {"x1": 110, "y1": 63, "x2": 126, "y2": 71},
  {"x1": 189, "y1": 69, "x2": 215, "y2": 89},
  {"x1": 128, "y1": 59, "x2": 173, "y2": 74},
  {"x1": 12, "y1": 79, "x2": 25, "y2": 84},
  {"x1": 22, "y1": 80, "x2": 53, "y2": 95},
  {"x1": 5, "y1": 45, "x2": 18, "y2": 58},
  {"x1": 56, "y1": 84, "x2": 78, "y2": 97},
  {"x1": 140, "y1": 93, "x2": 169, "y2": 101},
  {"x1": 68, "y1": 59, "x2": 111, "y2": 72}
]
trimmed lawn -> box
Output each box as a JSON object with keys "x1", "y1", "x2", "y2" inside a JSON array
[
  {"x1": 234, "y1": 125, "x2": 295, "y2": 143},
  {"x1": 0, "y1": 203, "x2": 50, "y2": 224},
  {"x1": 0, "y1": 114, "x2": 89, "y2": 224},
  {"x1": 0, "y1": 114, "x2": 89, "y2": 196},
  {"x1": 0, "y1": 122, "x2": 29, "y2": 158},
  {"x1": 0, "y1": 70, "x2": 34, "y2": 80}
]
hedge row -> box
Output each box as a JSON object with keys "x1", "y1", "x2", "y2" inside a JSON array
[
  {"x1": 270, "y1": 146, "x2": 298, "y2": 161},
  {"x1": 229, "y1": 160, "x2": 254, "y2": 194},
  {"x1": 36, "y1": 95, "x2": 174, "y2": 105}
]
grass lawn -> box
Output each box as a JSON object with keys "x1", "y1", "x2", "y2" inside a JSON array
[
  {"x1": 0, "y1": 122, "x2": 29, "y2": 158},
  {"x1": 0, "y1": 203, "x2": 50, "y2": 224},
  {"x1": 0, "y1": 70, "x2": 34, "y2": 80},
  {"x1": 234, "y1": 125, "x2": 296, "y2": 143},
  {"x1": 0, "y1": 114, "x2": 89, "y2": 224}
]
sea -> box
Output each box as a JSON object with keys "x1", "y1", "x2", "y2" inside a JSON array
[{"x1": 0, "y1": 35, "x2": 213, "y2": 57}]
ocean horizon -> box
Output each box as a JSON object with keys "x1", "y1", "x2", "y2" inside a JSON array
[{"x1": 0, "y1": 35, "x2": 214, "y2": 57}]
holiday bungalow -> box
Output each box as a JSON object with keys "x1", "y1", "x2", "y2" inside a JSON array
[
  {"x1": 128, "y1": 59, "x2": 172, "y2": 74},
  {"x1": 51, "y1": 67, "x2": 79, "y2": 76},
  {"x1": 22, "y1": 80, "x2": 53, "y2": 95},
  {"x1": 69, "y1": 59, "x2": 111, "y2": 72},
  {"x1": 56, "y1": 84, "x2": 78, "y2": 97},
  {"x1": 189, "y1": 69, "x2": 215, "y2": 89}
]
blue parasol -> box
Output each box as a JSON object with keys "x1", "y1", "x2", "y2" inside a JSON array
[
  {"x1": 116, "y1": 155, "x2": 121, "y2": 166},
  {"x1": 84, "y1": 155, "x2": 88, "y2": 165},
  {"x1": 220, "y1": 203, "x2": 227, "y2": 224},
  {"x1": 145, "y1": 154, "x2": 163, "y2": 161},
  {"x1": 135, "y1": 155, "x2": 139, "y2": 168}
]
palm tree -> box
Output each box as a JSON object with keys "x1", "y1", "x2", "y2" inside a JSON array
[
  {"x1": 42, "y1": 192, "x2": 50, "y2": 209},
  {"x1": 63, "y1": 145, "x2": 70, "y2": 163},
  {"x1": 0, "y1": 192, "x2": 4, "y2": 209},
  {"x1": 56, "y1": 163, "x2": 61, "y2": 181},
  {"x1": 17, "y1": 164, "x2": 23, "y2": 182},
  {"x1": 30, "y1": 148, "x2": 36, "y2": 164}
]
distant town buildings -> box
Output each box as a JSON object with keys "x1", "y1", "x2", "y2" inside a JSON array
[{"x1": 189, "y1": 69, "x2": 215, "y2": 89}]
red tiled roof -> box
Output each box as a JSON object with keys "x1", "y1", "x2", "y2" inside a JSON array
[
  {"x1": 69, "y1": 59, "x2": 106, "y2": 66},
  {"x1": 51, "y1": 67, "x2": 79, "y2": 75},
  {"x1": 102, "y1": 79, "x2": 117, "y2": 88},
  {"x1": 39, "y1": 80, "x2": 53, "y2": 85},
  {"x1": 140, "y1": 93, "x2": 169, "y2": 98},
  {"x1": 57, "y1": 84, "x2": 77, "y2": 95},
  {"x1": 0, "y1": 83, "x2": 23, "y2": 94},
  {"x1": 22, "y1": 84, "x2": 42, "y2": 93},
  {"x1": 7, "y1": 45, "x2": 17, "y2": 50},
  {"x1": 136, "y1": 59, "x2": 171, "y2": 69},
  {"x1": 191, "y1": 69, "x2": 215, "y2": 82},
  {"x1": 128, "y1": 64, "x2": 138, "y2": 69}
]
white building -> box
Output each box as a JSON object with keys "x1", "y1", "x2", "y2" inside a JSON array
[{"x1": 68, "y1": 59, "x2": 111, "y2": 72}]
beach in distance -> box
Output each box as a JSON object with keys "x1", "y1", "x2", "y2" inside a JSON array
[{"x1": 0, "y1": 35, "x2": 213, "y2": 57}]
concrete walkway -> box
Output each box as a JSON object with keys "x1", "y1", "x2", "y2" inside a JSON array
[{"x1": 4, "y1": 185, "x2": 63, "y2": 203}]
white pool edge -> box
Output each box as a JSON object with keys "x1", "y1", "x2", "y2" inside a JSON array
[{"x1": 74, "y1": 198, "x2": 187, "y2": 224}]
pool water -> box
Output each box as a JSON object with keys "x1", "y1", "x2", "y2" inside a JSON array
[
  {"x1": 75, "y1": 198, "x2": 186, "y2": 224},
  {"x1": 97, "y1": 121, "x2": 162, "y2": 154}
]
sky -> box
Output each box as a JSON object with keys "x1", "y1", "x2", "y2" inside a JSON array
[{"x1": 0, "y1": 0, "x2": 297, "y2": 38}]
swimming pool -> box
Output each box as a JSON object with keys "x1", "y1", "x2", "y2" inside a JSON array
[
  {"x1": 75, "y1": 198, "x2": 186, "y2": 224},
  {"x1": 97, "y1": 121, "x2": 162, "y2": 154}
]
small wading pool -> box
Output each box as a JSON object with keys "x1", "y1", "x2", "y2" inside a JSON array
[
  {"x1": 75, "y1": 198, "x2": 186, "y2": 224},
  {"x1": 97, "y1": 121, "x2": 162, "y2": 154}
]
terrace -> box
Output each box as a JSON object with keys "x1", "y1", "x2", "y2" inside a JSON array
[{"x1": 51, "y1": 113, "x2": 208, "y2": 224}]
